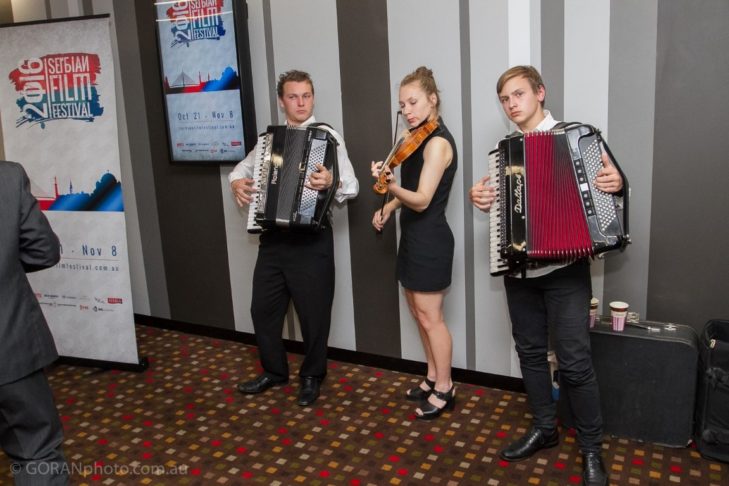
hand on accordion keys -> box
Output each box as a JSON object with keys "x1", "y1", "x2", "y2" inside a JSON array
[
  {"x1": 231, "y1": 178, "x2": 257, "y2": 207},
  {"x1": 594, "y1": 149, "x2": 624, "y2": 194},
  {"x1": 469, "y1": 175, "x2": 497, "y2": 212},
  {"x1": 306, "y1": 163, "x2": 335, "y2": 191}
]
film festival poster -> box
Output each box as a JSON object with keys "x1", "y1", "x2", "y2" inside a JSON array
[
  {"x1": 155, "y1": 0, "x2": 252, "y2": 162},
  {"x1": 0, "y1": 16, "x2": 140, "y2": 365}
]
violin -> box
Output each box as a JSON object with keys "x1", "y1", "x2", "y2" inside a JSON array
[{"x1": 372, "y1": 117, "x2": 439, "y2": 194}]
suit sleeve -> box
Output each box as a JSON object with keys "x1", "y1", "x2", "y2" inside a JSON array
[{"x1": 17, "y1": 166, "x2": 61, "y2": 273}]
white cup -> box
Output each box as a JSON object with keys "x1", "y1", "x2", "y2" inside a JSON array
[
  {"x1": 589, "y1": 297, "x2": 599, "y2": 328},
  {"x1": 609, "y1": 301, "x2": 629, "y2": 332}
]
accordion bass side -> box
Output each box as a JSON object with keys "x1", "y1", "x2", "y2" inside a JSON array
[
  {"x1": 247, "y1": 125, "x2": 339, "y2": 233},
  {"x1": 488, "y1": 123, "x2": 629, "y2": 276}
]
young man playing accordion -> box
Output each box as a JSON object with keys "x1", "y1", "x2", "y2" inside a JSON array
[
  {"x1": 229, "y1": 70, "x2": 358, "y2": 407},
  {"x1": 469, "y1": 65, "x2": 623, "y2": 486}
]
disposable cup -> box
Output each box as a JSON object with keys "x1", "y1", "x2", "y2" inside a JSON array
[{"x1": 609, "y1": 301, "x2": 629, "y2": 332}]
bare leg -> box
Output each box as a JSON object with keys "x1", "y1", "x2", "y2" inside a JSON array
[
  {"x1": 405, "y1": 292, "x2": 437, "y2": 392},
  {"x1": 404, "y1": 289, "x2": 454, "y2": 414}
]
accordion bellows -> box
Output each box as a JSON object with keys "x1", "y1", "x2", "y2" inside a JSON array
[
  {"x1": 489, "y1": 123, "x2": 629, "y2": 276},
  {"x1": 247, "y1": 125, "x2": 338, "y2": 233}
]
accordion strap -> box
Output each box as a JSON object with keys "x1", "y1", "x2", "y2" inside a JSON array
[{"x1": 552, "y1": 121, "x2": 581, "y2": 130}]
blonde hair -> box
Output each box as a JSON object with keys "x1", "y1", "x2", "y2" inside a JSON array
[
  {"x1": 401, "y1": 66, "x2": 440, "y2": 109},
  {"x1": 496, "y1": 65, "x2": 545, "y2": 107}
]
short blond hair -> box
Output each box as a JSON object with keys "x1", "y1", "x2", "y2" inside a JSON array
[{"x1": 496, "y1": 65, "x2": 545, "y2": 107}]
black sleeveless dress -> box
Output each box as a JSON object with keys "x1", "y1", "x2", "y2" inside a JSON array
[{"x1": 397, "y1": 118, "x2": 457, "y2": 292}]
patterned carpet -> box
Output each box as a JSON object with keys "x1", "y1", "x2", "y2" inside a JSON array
[{"x1": 0, "y1": 325, "x2": 726, "y2": 485}]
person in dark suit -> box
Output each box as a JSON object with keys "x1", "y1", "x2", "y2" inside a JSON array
[{"x1": 0, "y1": 161, "x2": 68, "y2": 485}]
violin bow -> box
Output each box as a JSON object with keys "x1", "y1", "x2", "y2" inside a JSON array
[{"x1": 377, "y1": 111, "x2": 404, "y2": 232}]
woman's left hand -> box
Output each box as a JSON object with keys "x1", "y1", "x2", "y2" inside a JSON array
[{"x1": 371, "y1": 160, "x2": 397, "y2": 186}]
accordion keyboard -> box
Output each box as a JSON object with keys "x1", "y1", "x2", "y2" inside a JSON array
[
  {"x1": 247, "y1": 133, "x2": 271, "y2": 233},
  {"x1": 488, "y1": 149, "x2": 509, "y2": 275}
]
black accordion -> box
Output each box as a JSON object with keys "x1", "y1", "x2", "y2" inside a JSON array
[
  {"x1": 247, "y1": 124, "x2": 339, "y2": 233},
  {"x1": 488, "y1": 123, "x2": 629, "y2": 276}
]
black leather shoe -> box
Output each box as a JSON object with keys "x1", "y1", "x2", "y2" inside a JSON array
[
  {"x1": 405, "y1": 377, "x2": 435, "y2": 402},
  {"x1": 415, "y1": 385, "x2": 456, "y2": 420},
  {"x1": 499, "y1": 427, "x2": 560, "y2": 461},
  {"x1": 297, "y1": 376, "x2": 321, "y2": 406},
  {"x1": 582, "y1": 452, "x2": 608, "y2": 486},
  {"x1": 237, "y1": 375, "x2": 287, "y2": 394}
]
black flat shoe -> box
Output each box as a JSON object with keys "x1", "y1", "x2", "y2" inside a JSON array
[
  {"x1": 297, "y1": 376, "x2": 321, "y2": 406},
  {"x1": 405, "y1": 377, "x2": 435, "y2": 402},
  {"x1": 582, "y1": 451, "x2": 608, "y2": 486},
  {"x1": 237, "y1": 375, "x2": 288, "y2": 394},
  {"x1": 415, "y1": 385, "x2": 455, "y2": 420},
  {"x1": 499, "y1": 427, "x2": 559, "y2": 461}
]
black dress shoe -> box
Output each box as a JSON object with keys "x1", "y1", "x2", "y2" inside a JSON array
[
  {"x1": 237, "y1": 375, "x2": 287, "y2": 394},
  {"x1": 297, "y1": 376, "x2": 321, "y2": 406},
  {"x1": 499, "y1": 427, "x2": 560, "y2": 461},
  {"x1": 582, "y1": 452, "x2": 608, "y2": 486}
]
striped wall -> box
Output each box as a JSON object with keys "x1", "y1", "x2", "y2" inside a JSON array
[{"x1": 4, "y1": 0, "x2": 729, "y2": 380}]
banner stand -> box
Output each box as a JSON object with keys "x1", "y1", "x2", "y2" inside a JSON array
[
  {"x1": 0, "y1": 16, "x2": 142, "y2": 370},
  {"x1": 55, "y1": 356, "x2": 149, "y2": 373}
]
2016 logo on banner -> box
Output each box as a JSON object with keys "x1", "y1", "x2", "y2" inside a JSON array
[
  {"x1": 8, "y1": 53, "x2": 104, "y2": 128},
  {"x1": 166, "y1": 0, "x2": 227, "y2": 47}
]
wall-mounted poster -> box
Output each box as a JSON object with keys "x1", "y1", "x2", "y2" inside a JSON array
[{"x1": 154, "y1": 0, "x2": 256, "y2": 163}]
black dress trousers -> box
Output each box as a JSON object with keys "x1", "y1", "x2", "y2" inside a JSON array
[{"x1": 250, "y1": 226, "x2": 335, "y2": 380}]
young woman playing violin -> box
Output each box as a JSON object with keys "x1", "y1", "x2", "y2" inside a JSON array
[{"x1": 371, "y1": 66, "x2": 458, "y2": 420}]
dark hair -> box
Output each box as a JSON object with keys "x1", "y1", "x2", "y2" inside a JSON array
[
  {"x1": 400, "y1": 66, "x2": 440, "y2": 109},
  {"x1": 276, "y1": 70, "x2": 314, "y2": 98},
  {"x1": 496, "y1": 65, "x2": 545, "y2": 107}
]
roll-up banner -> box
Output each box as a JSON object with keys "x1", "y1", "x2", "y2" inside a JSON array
[{"x1": 0, "y1": 16, "x2": 141, "y2": 367}]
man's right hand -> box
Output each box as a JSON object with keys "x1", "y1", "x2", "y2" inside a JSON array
[
  {"x1": 231, "y1": 178, "x2": 256, "y2": 207},
  {"x1": 469, "y1": 175, "x2": 496, "y2": 212}
]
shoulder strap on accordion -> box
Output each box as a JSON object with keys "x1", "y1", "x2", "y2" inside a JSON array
[
  {"x1": 552, "y1": 121, "x2": 581, "y2": 130},
  {"x1": 308, "y1": 122, "x2": 338, "y2": 142}
]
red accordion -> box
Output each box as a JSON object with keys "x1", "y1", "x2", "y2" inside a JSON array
[{"x1": 488, "y1": 123, "x2": 629, "y2": 276}]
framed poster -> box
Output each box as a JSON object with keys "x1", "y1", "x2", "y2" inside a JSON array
[{"x1": 154, "y1": 0, "x2": 256, "y2": 163}]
